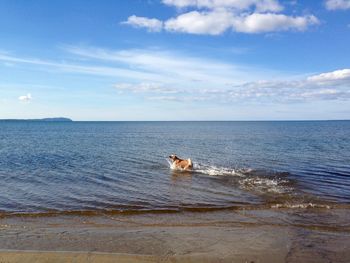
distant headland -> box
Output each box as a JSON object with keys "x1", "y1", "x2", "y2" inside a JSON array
[{"x1": 0, "y1": 118, "x2": 73, "y2": 122}]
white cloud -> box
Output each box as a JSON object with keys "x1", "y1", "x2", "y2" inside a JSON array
[
  {"x1": 128, "y1": 12, "x2": 319, "y2": 35},
  {"x1": 297, "y1": 89, "x2": 347, "y2": 100},
  {"x1": 164, "y1": 10, "x2": 234, "y2": 35},
  {"x1": 325, "y1": 0, "x2": 350, "y2": 10},
  {"x1": 114, "y1": 68, "x2": 350, "y2": 103},
  {"x1": 124, "y1": 0, "x2": 319, "y2": 35},
  {"x1": 224, "y1": 69, "x2": 350, "y2": 102},
  {"x1": 4, "y1": 48, "x2": 350, "y2": 105},
  {"x1": 225, "y1": 78, "x2": 350, "y2": 102},
  {"x1": 307, "y1": 68, "x2": 350, "y2": 83},
  {"x1": 18, "y1": 93, "x2": 32, "y2": 102},
  {"x1": 232, "y1": 13, "x2": 319, "y2": 33},
  {"x1": 122, "y1": 15, "x2": 163, "y2": 32},
  {"x1": 162, "y1": 0, "x2": 283, "y2": 12}
]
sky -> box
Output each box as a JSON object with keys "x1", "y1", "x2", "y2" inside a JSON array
[{"x1": 0, "y1": 0, "x2": 350, "y2": 121}]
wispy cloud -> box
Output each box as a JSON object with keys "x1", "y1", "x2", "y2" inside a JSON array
[
  {"x1": 325, "y1": 0, "x2": 350, "y2": 10},
  {"x1": 123, "y1": 0, "x2": 319, "y2": 35},
  {"x1": 2, "y1": 48, "x2": 349, "y2": 105},
  {"x1": 1, "y1": 46, "x2": 276, "y2": 94},
  {"x1": 162, "y1": 0, "x2": 283, "y2": 12},
  {"x1": 146, "y1": 96, "x2": 183, "y2": 101},
  {"x1": 224, "y1": 73, "x2": 350, "y2": 102},
  {"x1": 2, "y1": 47, "x2": 270, "y2": 89},
  {"x1": 114, "y1": 69, "x2": 350, "y2": 103},
  {"x1": 0, "y1": 52, "x2": 161, "y2": 81},
  {"x1": 114, "y1": 83, "x2": 180, "y2": 94},
  {"x1": 62, "y1": 45, "x2": 268, "y2": 84}
]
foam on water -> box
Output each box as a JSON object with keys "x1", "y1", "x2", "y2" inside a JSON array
[
  {"x1": 167, "y1": 159, "x2": 244, "y2": 176},
  {"x1": 271, "y1": 203, "x2": 332, "y2": 209},
  {"x1": 167, "y1": 160, "x2": 291, "y2": 195},
  {"x1": 193, "y1": 163, "x2": 243, "y2": 176},
  {"x1": 239, "y1": 177, "x2": 291, "y2": 194},
  {"x1": 165, "y1": 160, "x2": 339, "y2": 211}
]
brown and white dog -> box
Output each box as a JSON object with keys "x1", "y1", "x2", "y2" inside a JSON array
[{"x1": 168, "y1": 154, "x2": 193, "y2": 170}]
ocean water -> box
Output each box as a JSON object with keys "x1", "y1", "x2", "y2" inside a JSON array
[{"x1": 0, "y1": 121, "x2": 349, "y2": 216}]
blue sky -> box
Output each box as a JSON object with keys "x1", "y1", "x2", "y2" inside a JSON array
[{"x1": 0, "y1": 0, "x2": 349, "y2": 120}]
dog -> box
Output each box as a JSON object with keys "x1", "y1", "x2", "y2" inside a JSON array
[{"x1": 168, "y1": 154, "x2": 193, "y2": 170}]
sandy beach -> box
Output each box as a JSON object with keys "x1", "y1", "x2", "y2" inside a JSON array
[{"x1": 1, "y1": 208, "x2": 349, "y2": 263}]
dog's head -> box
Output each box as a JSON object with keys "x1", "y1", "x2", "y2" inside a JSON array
[{"x1": 168, "y1": 154, "x2": 178, "y2": 161}]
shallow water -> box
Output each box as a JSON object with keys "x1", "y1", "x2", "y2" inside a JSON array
[{"x1": 0, "y1": 121, "x2": 349, "y2": 216}]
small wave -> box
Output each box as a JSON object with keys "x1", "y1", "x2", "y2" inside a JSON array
[
  {"x1": 271, "y1": 203, "x2": 332, "y2": 209},
  {"x1": 239, "y1": 177, "x2": 291, "y2": 194}
]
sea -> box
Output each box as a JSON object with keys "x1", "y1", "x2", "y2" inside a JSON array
[{"x1": 0, "y1": 121, "x2": 349, "y2": 216}]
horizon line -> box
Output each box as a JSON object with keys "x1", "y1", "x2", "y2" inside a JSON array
[{"x1": 1, "y1": 119, "x2": 349, "y2": 122}]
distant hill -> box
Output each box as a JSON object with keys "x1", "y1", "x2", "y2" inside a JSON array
[{"x1": 0, "y1": 117, "x2": 73, "y2": 122}]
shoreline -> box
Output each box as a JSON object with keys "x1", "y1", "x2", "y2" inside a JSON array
[
  {"x1": 0, "y1": 251, "x2": 157, "y2": 263},
  {"x1": 1, "y1": 209, "x2": 349, "y2": 262},
  {"x1": 1, "y1": 201, "x2": 349, "y2": 219}
]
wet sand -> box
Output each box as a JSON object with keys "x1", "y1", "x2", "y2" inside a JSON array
[{"x1": 0, "y1": 209, "x2": 349, "y2": 262}]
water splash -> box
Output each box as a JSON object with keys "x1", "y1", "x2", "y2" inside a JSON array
[
  {"x1": 193, "y1": 163, "x2": 243, "y2": 176},
  {"x1": 167, "y1": 160, "x2": 291, "y2": 194},
  {"x1": 166, "y1": 158, "x2": 179, "y2": 170},
  {"x1": 239, "y1": 177, "x2": 291, "y2": 194},
  {"x1": 166, "y1": 159, "x2": 245, "y2": 176}
]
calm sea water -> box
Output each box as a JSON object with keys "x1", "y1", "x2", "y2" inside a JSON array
[{"x1": 0, "y1": 121, "x2": 349, "y2": 215}]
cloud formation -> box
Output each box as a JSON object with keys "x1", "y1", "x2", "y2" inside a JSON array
[
  {"x1": 307, "y1": 68, "x2": 350, "y2": 83},
  {"x1": 114, "y1": 82, "x2": 179, "y2": 94},
  {"x1": 164, "y1": 10, "x2": 234, "y2": 35},
  {"x1": 123, "y1": 0, "x2": 319, "y2": 34},
  {"x1": 114, "y1": 68, "x2": 350, "y2": 103},
  {"x1": 62, "y1": 45, "x2": 260, "y2": 84},
  {"x1": 325, "y1": 0, "x2": 350, "y2": 10},
  {"x1": 122, "y1": 15, "x2": 163, "y2": 32},
  {"x1": 162, "y1": 0, "x2": 283, "y2": 12},
  {"x1": 2, "y1": 48, "x2": 349, "y2": 105},
  {"x1": 18, "y1": 93, "x2": 32, "y2": 102},
  {"x1": 231, "y1": 13, "x2": 319, "y2": 33}
]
